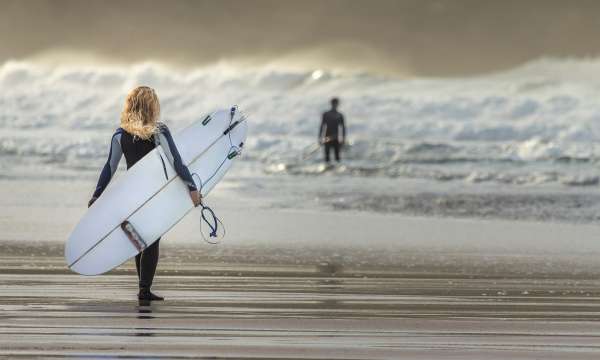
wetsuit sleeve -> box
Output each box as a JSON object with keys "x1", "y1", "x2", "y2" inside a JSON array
[
  {"x1": 158, "y1": 125, "x2": 198, "y2": 192},
  {"x1": 340, "y1": 114, "x2": 346, "y2": 142},
  {"x1": 92, "y1": 130, "x2": 123, "y2": 198},
  {"x1": 318, "y1": 113, "x2": 326, "y2": 140}
]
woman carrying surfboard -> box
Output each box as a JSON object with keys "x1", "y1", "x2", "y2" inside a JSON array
[{"x1": 89, "y1": 86, "x2": 202, "y2": 301}]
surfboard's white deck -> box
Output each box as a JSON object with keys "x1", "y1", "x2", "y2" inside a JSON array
[{"x1": 65, "y1": 108, "x2": 247, "y2": 275}]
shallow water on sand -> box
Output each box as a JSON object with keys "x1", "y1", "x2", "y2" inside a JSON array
[{"x1": 3, "y1": 250, "x2": 600, "y2": 359}]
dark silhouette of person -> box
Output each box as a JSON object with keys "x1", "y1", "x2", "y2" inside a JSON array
[{"x1": 318, "y1": 97, "x2": 346, "y2": 162}]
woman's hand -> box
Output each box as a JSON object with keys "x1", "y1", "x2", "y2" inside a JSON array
[{"x1": 190, "y1": 190, "x2": 202, "y2": 207}]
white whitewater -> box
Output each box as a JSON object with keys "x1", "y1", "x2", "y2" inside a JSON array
[{"x1": 1, "y1": 58, "x2": 600, "y2": 222}]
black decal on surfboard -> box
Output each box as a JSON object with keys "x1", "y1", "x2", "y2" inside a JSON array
[
  {"x1": 223, "y1": 121, "x2": 240, "y2": 135},
  {"x1": 202, "y1": 115, "x2": 211, "y2": 126},
  {"x1": 121, "y1": 221, "x2": 147, "y2": 252},
  {"x1": 158, "y1": 153, "x2": 169, "y2": 180},
  {"x1": 227, "y1": 150, "x2": 239, "y2": 159}
]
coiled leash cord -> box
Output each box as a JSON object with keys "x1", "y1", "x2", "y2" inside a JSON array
[{"x1": 191, "y1": 173, "x2": 225, "y2": 244}]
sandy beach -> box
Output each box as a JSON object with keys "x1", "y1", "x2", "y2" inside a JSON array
[
  {"x1": 2, "y1": 180, "x2": 600, "y2": 359},
  {"x1": 4, "y1": 248, "x2": 600, "y2": 359}
]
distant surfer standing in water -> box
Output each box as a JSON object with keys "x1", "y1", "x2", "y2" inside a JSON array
[
  {"x1": 318, "y1": 97, "x2": 346, "y2": 163},
  {"x1": 88, "y1": 86, "x2": 202, "y2": 301}
]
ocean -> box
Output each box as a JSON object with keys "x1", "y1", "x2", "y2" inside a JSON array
[{"x1": 1, "y1": 58, "x2": 600, "y2": 223}]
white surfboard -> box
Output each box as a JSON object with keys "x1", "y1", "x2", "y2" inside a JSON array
[{"x1": 65, "y1": 107, "x2": 247, "y2": 275}]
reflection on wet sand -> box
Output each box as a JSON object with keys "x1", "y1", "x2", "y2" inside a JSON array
[
  {"x1": 136, "y1": 304, "x2": 156, "y2": 338},
  {"x1": 137, "y1": 302, "x2": 155, "y2": 314},
  {"x1": 3, "y1": 253, "x2": 600, "y2": 359}
]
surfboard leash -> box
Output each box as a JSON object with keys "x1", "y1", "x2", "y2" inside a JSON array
[
  {"x1": 191, "y1": 172, "x2": 226, "y2": 244},
  {"x1": 191, "y1": 106, "x2": 246, "y2": 244}
]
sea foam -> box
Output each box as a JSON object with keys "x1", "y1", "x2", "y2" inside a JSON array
[{"x1": 1, "y1": 58, "x2": 600, "y2": 190}]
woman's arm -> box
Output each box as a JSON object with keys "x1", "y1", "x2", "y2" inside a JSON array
[
  {"x1": 89, "y1": 129, "x2": 123, "y2": 206},
  {"x1": 157, "y1": 125, "x2": 201, "y2": 207}
]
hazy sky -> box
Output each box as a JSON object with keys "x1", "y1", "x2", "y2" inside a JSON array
[{"x1": 2, "y1": 0, "x2": 600, "y2": 76}]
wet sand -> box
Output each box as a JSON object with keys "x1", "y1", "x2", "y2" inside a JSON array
[
  {"x1": 4, "y1": 179, "x2": 600, "y2": 358},
  {"x1": 3, "y1": 248, "x2": 600, "y2": 359}
]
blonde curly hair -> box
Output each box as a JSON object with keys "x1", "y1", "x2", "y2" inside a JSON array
[{"x1": 120, "y1": 86, "x2": 160, "y2": 140}]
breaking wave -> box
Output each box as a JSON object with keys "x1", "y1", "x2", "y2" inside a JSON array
[{"x1": 1, "y1": 58, "x2": 600, "y2": 189}]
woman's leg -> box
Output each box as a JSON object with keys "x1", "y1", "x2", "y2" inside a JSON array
[
  {"x1": 135, "y1": 253, "x2": 141, "y2": 280},
  {"x1": 139, "y1": 238, "x2": 160, "y2": 290}
]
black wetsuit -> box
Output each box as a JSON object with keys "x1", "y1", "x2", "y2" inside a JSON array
[
  {"x1": 319, "y1": 109, "x2": 346, "y2": 162},
  {"x1": 92, "y1": 123, "x2": 197, "y2": 290}
]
